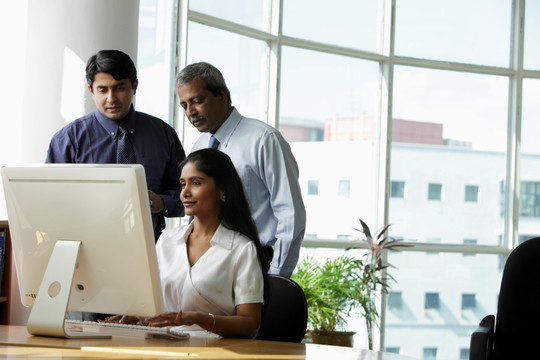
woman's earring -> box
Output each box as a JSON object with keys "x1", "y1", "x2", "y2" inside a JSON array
[{"x1": 221, "y1": 194, "x2": 226, "y2": 202}]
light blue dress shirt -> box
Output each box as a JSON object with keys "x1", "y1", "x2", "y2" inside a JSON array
[{"x1": 192, "y1": 108, "x2": 306, "y2": 277}]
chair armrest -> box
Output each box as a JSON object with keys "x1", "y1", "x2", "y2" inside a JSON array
[{"x1": 470, "y1": 314, "x2": 495, "y2": 360}]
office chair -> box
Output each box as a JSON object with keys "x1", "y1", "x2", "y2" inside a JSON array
[
  {"x1": 470, "y1": 237, "x2": 540, "y2": 359},
  {"x1": 255, "y1": 274, "x2": 308, "y2": 342}
]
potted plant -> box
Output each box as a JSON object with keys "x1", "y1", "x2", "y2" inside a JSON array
[
  {"x1": 293, "y1": 254, "x2": 367, "y2": 347},
  {"x1": 347, "y1": 218, "x2": 411, "y2": 349},
  {"x1": 292, "y1": 218, "x2": 409, "y2": 349}
]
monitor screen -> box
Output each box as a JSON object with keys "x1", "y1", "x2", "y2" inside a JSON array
[{"x1": 1, "y1": 164, "x2": 164, "y2": 338}]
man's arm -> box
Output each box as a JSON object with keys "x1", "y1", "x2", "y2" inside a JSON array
[
  {"x1": 262, "y1": 133, "x2": 306, "y2": 277},
  {"x1": 45, "y1": 133, "x2": 74, "y2": 163},
  {"x1": 156, "y1": 127, "x2": 186, "y2": 217}
]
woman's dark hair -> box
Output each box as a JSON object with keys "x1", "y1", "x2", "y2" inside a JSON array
[
  {"x1": 178, "y1": 149, "x2": 269, "y2": 275},
  {"x1": 85, "y1": 50, "x2": 138, "y2": 89}
]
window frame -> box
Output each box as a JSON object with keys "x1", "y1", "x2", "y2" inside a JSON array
[{"x1": 170, "y1": 0, "x2": 534, "y2": 353}]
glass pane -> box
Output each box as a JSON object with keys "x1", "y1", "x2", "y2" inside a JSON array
[
  {"x1": 184, "y1": 22, "x2": 268, "y2": 150},
  {"x1": 279, "y1": 46, "x2": 381, "y2": 239},
  {"x1": 465, "y1": 185, "x2": 479, "y2": 202},
  {"x1": 385, "y1": 252, "x2": 502, "y2": 360},
  {"x1": 282, "y1": 0, "x2": 379, "y2": 52},
  {"x1": 391, "y1": 66, "x2": 508, "y2": 246},
  {"x1": 395, "y1": 0, "x2": 511, "y2": 67},
  {"x1": 427, "y1": 183, "x2": 442, "y2": 201},
  {"x1": 524, "y1": 1, "x2": 540, "y2": 70},
  {"x1": 518, "y1": 78, "x2": 540, "y2": 240},
  {"x1": 137, "y1": 0, "x2": 175, "y2": 122},
  {"x1": 391, "y1": 181, "x2": 405, "y2": 199},
  {"x1": 307, "y1": 180, "x2": 319, "y2": 196},
  {"x1": 189, "y1": 0, "x2": 268, "y2": 31}
]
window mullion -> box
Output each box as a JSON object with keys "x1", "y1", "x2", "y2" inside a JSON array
[
  {"x1": 266, "y1": 0, "x2": 282, "y2": 127},
  {"x1": 505, "y1": 0, "x2": 525, "y2": 250}
]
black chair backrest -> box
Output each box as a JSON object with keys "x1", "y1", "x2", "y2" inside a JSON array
[
  {"x1": 255, "y1": 274, "x2": 308, "y2": 342},
  {"x1": 494, "y1": 237, "x2": 540, "y2": 358}
]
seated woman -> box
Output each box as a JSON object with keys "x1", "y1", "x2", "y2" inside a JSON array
[{"x1": 104, "y1": 149, "x2": 268, "y2": 338}]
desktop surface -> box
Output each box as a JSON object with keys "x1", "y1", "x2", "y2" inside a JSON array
[{"x1": 0, "y1": 325, "x2": 420, "y2": 359}]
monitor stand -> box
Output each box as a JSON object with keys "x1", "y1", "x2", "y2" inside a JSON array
[{"x1": 26, "y1": 240, "x2": 111, "y2": 338}]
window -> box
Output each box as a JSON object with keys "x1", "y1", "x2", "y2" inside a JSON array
[
  {"x1": 465, "y1": 185, "x2": 479, "y2": 202},
  {"x1": 338, "y1": 180, "x2": 350, "y2": 198},
  {"x1": 279, "y1": 45, "x2": 380, "y2": 239},
  {"x1": 424, "y1": 293, "x2": 440, "y2": 310},
  {"x1": 391, "y1": 181, "x2": 405, "y2": 198},
  {"x1": 174, "y1": 1, "x2": 533, "y2": 359},
  {"x1": 461, "y1": 294, "x2": 476, "y2": 310},
  {"x1": 524, "y1": 1, "x2": 540, "y2": 70},
  {"x1": 189, "y1": 0, "x2": 266, "y2": 31},
  {"x1": 283, "y1": 0, "x2": 378, "y2": 51},
  {"x1": 520, "y1": 182, "x2": 540, "y2": 217},
  {"x1": 307, "y1": 180, "x2": 319, "y2": 196},
  {"x1": 395, "y1": 0, "x2": 511, "y2": 67},
  {"x1": 136, "y1": 0, "x2": 175, "y2": 122},
  {"x1": 427, "y1": 183, "x2": 442, "y2": 201},
  {"x1": 387, "y1": 292, "x2": 403, "y2": 310},
  {"x1": 386, "y1": 347, "x2": 400, "y2": 354},
  {"x1": 460, "y1": 348, "x2": 470, "y2": 360},
  {"x1": 422, "y1": 347, "x2": 437, "y2": 360}
]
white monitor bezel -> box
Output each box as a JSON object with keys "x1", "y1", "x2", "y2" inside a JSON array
[{"x1": 1, "y1": 164, "x2": 165, "y2": 337}]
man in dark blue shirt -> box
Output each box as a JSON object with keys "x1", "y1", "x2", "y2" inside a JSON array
[{"x1": 46, "y1": 50, "x2": 185, "y2": 240}]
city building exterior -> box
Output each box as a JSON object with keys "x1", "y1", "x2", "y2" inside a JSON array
[{"x1": 283, "y1": 116, "x2": 539, "y2": 359}]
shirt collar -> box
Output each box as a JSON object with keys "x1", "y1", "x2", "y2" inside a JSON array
[
  {"x1": 182, "y1": 222, "x2": 234, "y2": 250},
  {"x1": 213, "y1": 107, "x2": 241, "y2": 147},
  {"x1": 94, "y1": 105, "x2": 136, "y2": 137}
]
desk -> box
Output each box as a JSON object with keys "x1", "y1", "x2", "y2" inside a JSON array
[{"x1": 0, "y1": 325, "x2": 418, "y2": 359}]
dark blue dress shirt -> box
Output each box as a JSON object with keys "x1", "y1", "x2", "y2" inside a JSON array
[{"x1": 46, "y1": 106, "x2": 185, "y2": 239}]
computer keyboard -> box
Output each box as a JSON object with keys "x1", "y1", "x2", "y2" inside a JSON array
[{"x1": 65, "y1": 319, "x2": 190, "y2": 340}]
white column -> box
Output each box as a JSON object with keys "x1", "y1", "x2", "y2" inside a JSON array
[
  {"x1": 0, "y1": 0, "x2": 140, "y2": 324},
  {"x1": 0, "y1": 0, "x2": 139, "y2": 204},
  {"x1": 22, "y1": 0, "x2": 140, "y2": 163}
]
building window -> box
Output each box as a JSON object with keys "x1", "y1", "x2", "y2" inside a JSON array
[
  {"x1": 520, "y1": 181, "x2": 540, "y2": 217},
  {"x1": 465, "y1": 185, "x2": 479, "y2": 202},
  {"x1": 387, "y1": 291, "x2": 403, "y2": 310},
  {"x1": 338, "y1": 180, "x2": 350, "y2": 198},
  {"x1": 427, "y1": 183, "x2": 442, "y2": 200},
  {"x1": 386, "y1": 347, "x2": 400, "y2": 354},
  {"x1": 391, "y1": 181, "x2": 405, "y2": 198},
  {"x1": 307, "y1": 180, "x2": 319, "y2": 195},
  {"x1": 423, "y1": 347, "x2": 437, "y2": 360},
  {"x1": 461, "y1": 294, "x2": 476, "y2": 310},
  {"x1": 460, "y1": 348, "x2": 470, "y2": 360},
  {"x1": 425, "y1": 293, "x2": 440, "y2": 309}
]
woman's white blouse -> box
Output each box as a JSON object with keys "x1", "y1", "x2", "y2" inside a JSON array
[{"x1": 156, "y1": 223, "x2": 264, "y2": 315}]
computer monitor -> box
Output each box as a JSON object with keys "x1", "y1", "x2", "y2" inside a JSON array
[{"x1": 1, "y1": 164, "x2": 165, "y2": 338}]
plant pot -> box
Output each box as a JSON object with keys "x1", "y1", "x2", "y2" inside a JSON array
[{"x1": 310, "y1": 330, "x2": 356, "y2": 347}]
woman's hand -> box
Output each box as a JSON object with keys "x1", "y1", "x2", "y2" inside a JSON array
[
  {"x1": 98, "y1": 315, "x2": 146, "y2": 325},
  {"x1": 146, "y1": 310, "x2": 197, "y2": 327},
  {"x1": 147, "y1": 304, "x2": 261, "y2": 338}
]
